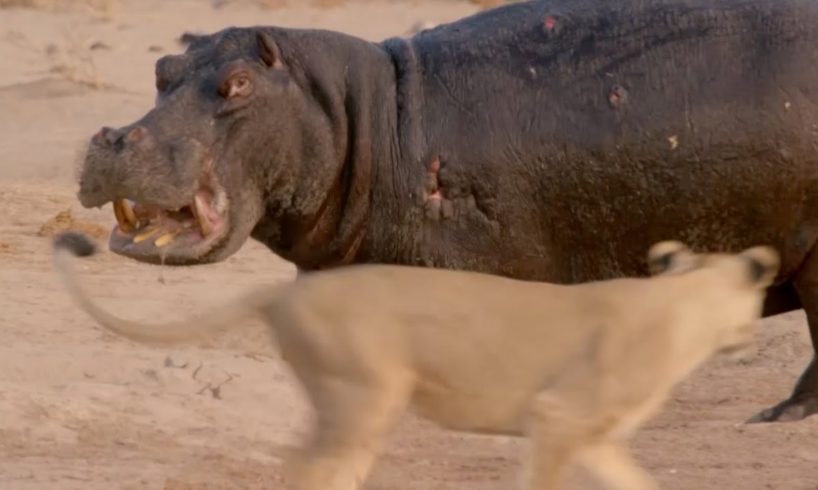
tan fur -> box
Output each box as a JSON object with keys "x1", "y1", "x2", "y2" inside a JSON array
[{"x1": 53, "y1": 240, "x2": 779, "y2": 490}]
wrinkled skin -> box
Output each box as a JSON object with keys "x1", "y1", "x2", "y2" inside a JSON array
[{"x1": 78, "y1": 0, "x2": 818, "y2": 423}]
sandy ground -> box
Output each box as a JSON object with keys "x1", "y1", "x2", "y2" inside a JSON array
[{"x1": 1, "y1": 1, "x2": 817, "y2": 489}]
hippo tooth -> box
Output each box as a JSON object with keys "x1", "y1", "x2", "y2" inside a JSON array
[
  {"x1": 113, "y1": 199, "x2": 137, "y2": 231},
  {"x1": 154, "y1": 232, "x2": 176, "y2": 248},
  {"x1": 133, "y1": 227, "x2": 160, "y2": 243},
  {"x1": 121, "y1": 199, "x2": 137, "y2": 226},
  {"x1": 112, "y1": 201, "x2": 129, "y2": 231},
  {"x1": 193, "y1": 194, "x2": 213, "y2": 237}
]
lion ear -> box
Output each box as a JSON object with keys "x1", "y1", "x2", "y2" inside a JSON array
[
  {"x1": 738, "y1": 246, "x2": 780, "y2": 288},
  {"x1": 256, "y1": 31, "x2": 285, "y2": 69},
  {"x1": 646, "y1": 240, "x2": 696, "y2": 275}
]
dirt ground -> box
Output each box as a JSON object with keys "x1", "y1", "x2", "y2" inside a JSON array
[{"x1": 1, "y1": 1, "x2": 817, "y2": 489}]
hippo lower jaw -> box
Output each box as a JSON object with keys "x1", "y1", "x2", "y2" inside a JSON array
[{"x1": 106, "y1": 167, "x2": 231, "y2": 265}]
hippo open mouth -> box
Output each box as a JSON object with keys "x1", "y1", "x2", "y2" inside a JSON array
[
  {"x1": 106, "y1": 166, "x2": 230, "y2": 262},
  {"x1": 76, "y1": 29, "x2": 303, "y2": 266}
]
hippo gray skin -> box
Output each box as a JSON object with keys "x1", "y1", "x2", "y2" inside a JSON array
[{"x1": 76, "y1": 0, "x2": 818, "y2": 423}]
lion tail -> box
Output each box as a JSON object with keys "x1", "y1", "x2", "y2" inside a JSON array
[{"x1": 52, "y1": 231, "x2": 273, "y2": 348}]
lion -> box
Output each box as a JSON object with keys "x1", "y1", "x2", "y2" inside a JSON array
[{"x1": 52, "y1": 231, "x2": 779, "y2": 490}]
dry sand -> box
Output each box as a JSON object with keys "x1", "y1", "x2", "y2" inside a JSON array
[{"x1": 1, "y1": 1, "x2": 817, "y2": 488}]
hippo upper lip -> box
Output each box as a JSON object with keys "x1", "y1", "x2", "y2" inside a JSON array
[
  {"x1": 76, "y1": 188, "x2": 114, "y2": 209},
  {"x1": 77, "y1": 183, "x2": 197, "y2": 211}
]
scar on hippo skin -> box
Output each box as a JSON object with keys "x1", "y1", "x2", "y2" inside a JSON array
[{"x1": 423, "y1": 156, "x2": 454, "y2": 221}]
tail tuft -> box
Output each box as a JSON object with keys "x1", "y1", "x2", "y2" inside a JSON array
[{"x1": 53, "y1": 231, "x2": 98, "y2": 258}]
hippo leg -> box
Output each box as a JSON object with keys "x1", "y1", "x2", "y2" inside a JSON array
[
  {"x1": 749, "y1": 361, "x2": 818, "y2": 423},
  {"x1": 748, "y1": 257, "x2": 818, "y2": 423}
]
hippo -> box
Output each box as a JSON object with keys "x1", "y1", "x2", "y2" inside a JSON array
[{"x1": 76, "y1": 0, "x2": 818, "y2": 423}]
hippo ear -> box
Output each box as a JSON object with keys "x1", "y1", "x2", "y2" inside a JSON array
[{"x1": 256, "y1": 31, "x2": 285, "y2": 69}]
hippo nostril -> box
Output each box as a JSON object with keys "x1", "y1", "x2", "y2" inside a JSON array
[
  {"x1": 92, "y1": 126, "x2": 148, "y2": 151},
  {"x1": 96, "y1": 126, "x2": 127, "y2": 148},
  {"x1": 106, "y1": 129, "x2": 124, "y2": 147},
  {"x1": 125, "y1": 126, "x2": 147, "y2": 144},
  {"x1": 92, "y1": 127, "x2": 114, "y2": 146}
]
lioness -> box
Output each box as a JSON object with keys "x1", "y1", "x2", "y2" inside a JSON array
[{"x1": 52, "y1": 232, "x2": 778, "y2": 490}]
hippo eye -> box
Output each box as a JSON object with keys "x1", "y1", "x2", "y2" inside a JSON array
[
  {"x1": 218, "y1": 72, "x2": 253, "y2": 99},
  {"x1": 234, "y1": 76, "x2": 250, "y2": 92}
]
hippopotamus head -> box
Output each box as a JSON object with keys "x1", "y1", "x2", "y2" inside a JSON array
[{"x1": 77, "y1": 26, "x2": 377, "y2": 266}]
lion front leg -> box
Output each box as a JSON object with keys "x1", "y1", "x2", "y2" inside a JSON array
[
  {"x1": 285, "y1": 373, "x2": 411, "y2": 490},
  {"x1": 576, "y1": 442, "x2": 659, "y2": 490},
  {"x1": 520, "y1": 393, "x2": 589, "y2": 490}
]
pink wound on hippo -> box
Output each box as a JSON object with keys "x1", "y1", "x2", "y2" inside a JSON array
[
  {"x1": 544, "y1": 16, "x2": 557, "y2": 31},
  {"x1": 423, "y1": 157, "x2": 448, "y2": 220},
  {"x1": 428, "y1": 156, "x2": 441, "y2": 174},
  {"x1": 608, "y1": 84, "x2": 628, "y2": 108},
  {"x1": 424, "y1": 156, "x2": 442, "y2": 196}
]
